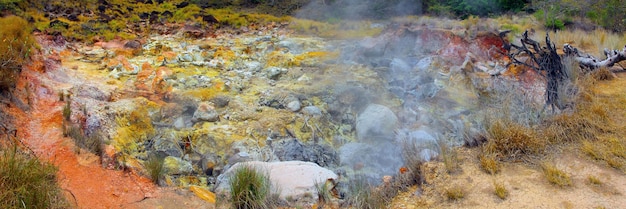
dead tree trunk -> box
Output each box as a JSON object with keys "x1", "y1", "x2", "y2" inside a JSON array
[
  {"x1": 501, "y1": 30, "x2": 626, "y2": 111},
  {"x1": 505, "y1": 31, "x2": 569, "y2": 111},
  {"x1": 563, "y1": 44, "x2": 626, "y2": 70}
]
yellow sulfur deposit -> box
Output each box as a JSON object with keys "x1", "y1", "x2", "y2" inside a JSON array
[{"x1": 189, "y1": 185, "x2": 216, "y2": 203}]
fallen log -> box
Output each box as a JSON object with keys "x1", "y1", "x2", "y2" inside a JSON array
[{"x1": 563, "y1": 44, "x2": 626, "y2": 70}]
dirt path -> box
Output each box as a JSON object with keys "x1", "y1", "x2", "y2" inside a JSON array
[{"x1": 10, "y1": 62, "x2": 213, "y2": 209}]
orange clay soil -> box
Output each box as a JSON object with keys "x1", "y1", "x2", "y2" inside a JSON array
[{"x1": 9, "y1": 65, "x2": 213, "y2": 209}]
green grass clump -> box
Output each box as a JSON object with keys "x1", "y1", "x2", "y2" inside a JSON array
[
  {"x1": 0, "y1": 145, "x2": 68, "y2": 208},
  {"x1": 541, "y1": 162, "x2": 572, "y2": 187},
  {"x1": 229, "y1": 165, "x2": 273, "y2": 209},
  {"x1": 144, "y1": 155, "x2": 165, "y2": 184}
]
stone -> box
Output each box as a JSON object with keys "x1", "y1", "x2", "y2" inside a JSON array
[
  {"x1": 73, "y1": 84, "x2": 111, "y2": 101},
  {"x1": 215, "y1": 161, "x2": 338, "y2": 204},
  {"x1": 265, "y1": 67, "x2": 286, "y2": 80},
  {"x1": 272, "y1": 138, "x2": 338, "y2": 167},
  {"x1": 153, "y1": 132, "x2": 184, "y2": 157},
  {"x1": 302, "y1": 106, "x2": 322, "y2": 116},
  {"x1": 179, "y1": 53, "x2": 193, "y2": 62},
  {"x1": 163, "y1": 156, "x2": 193, "y2": 175},
  {"x1": 173, "y1": 116, "x2": 192, "y2": 130},
  {"x1": 286, "y1": 100, "x2": 301, "y2": 112},
  {"x1": 124, "y1": 40, "x2": 142, "y2": 49},
  {"x1": 192, "y1": 102, "x2": 219, "y2": 122},
  {"x1": 356, "y1": 104, "x2": 398, "y2": 142},
  {"x1": 338, "y1": 141, "x2": 404, "y2": 185}
]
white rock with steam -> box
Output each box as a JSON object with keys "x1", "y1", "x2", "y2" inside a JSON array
[
  {"x1": 356, "y1": 104, "x2": 398, "y2": 142},
  {"x1": 216, "y1": 161, "x2": 337, "y2": 204}
]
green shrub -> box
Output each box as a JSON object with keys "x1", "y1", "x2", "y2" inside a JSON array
[
  {"x1": 229, "y1": 165, "x2": 272, "y2": 209},
  {"x1": 0, "y1": 145, "x2": 68, "y2": 208},
  {"x1": 0, "y1": 16, "x2": 35, "y2": 91}
]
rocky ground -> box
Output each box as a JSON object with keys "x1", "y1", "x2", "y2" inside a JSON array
[{"x1": 5, "y1": 12, "x2": 625, "y2": 208}]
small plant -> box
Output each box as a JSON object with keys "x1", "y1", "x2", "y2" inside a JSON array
[
  {"x1": 587, "y1": 175, "x2": 602, "y2": 185},
  {"x1": 542, "y1": 162, "x2": 572, "y2": 187},
  {"x1": 445, "y1": 186, "x2": 465, "y2": 201},
  {"x1": 144, "y1": 154, "x2": 165, "y2": 184},
  {"x1": 439, "y1": 139, "x2": 460, "y2": 173},
  {"x1": 315, "y1": 180, "x2": 332, "y2": 206},
  {"x1": 229, "y1": 165, "x2": 272, "y2": 209},
  {"x1": 479, "y1": 152, "x2": 501, "y2": 175},
  {"x1": 62, "y1": 100, "x2": 71, "y2": 121},
  {"x1": 343, "y1": 177, "x2": 393, "y2": 209},
  {"x1": 493, "y1": 182, "x2": 508, "y2": 200},
  {"x1": 63, "y1": 124, "x2": 103, "y2": 156},
  {"x1": 0, "y1": 145, "x2": 68, "y2": 208}
]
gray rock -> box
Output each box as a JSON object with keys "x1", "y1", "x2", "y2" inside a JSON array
[
  {"x1": 356, "y1": 104, "x2": 398, "y2": 142},
  {"x1": 173, "y1": 116, "x2": 192, "y2": 130},
  {"x1": 73, "y1": 84, "x2": 110, "y2": 101},
  {"x1": 215, "y1": 161, "x2": 337, "y2": 205},
  {"x1": 272, "y1": 138, "x2": 338, "y2": 167},
  {"x1": 153, "y1": 133, "x2": 184, "y2": 157},
  {"x1": 265, "y1": 67, "x2": 286, "y2": 80},
  {"x1": 192, "y1": 102, "x2": 219, "y2": 122},
  {"x1": 302, "y1": 106, "x2": 322, "y2": 116},
  {"x1": 163, "y1": 156, "x2": 193, "y2": 175},
  {"x1": 286, "y1": 100, "x2": 301, "y2": 112},
  {"x1": 179, "y1": 53, "x2": 193, "y2": 62},
  {"x1": 338, "y1": 141, "x2": 404, "y2": 185}
]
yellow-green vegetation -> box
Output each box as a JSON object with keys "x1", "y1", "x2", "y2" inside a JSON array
[
  {"x1": 444, "y1": 186, "x2": 465, "y2": 201},
  {"x1": 289, "y1": 18, "x2": 383, "y2": 39},
  {"x1": 541, "y1": 162, "x2": 572, "y2": 187},
  {"x1": 440, "y1": 141, "x2": 460, "y2": 173},
  {"x1": 587, "y1": 175, "x2": 602, "y2": 185},
  {"x1": 0, "y1": 145, "x2": 68, "y2": 208},
  {"x1": 113, "y1": 100, "x2": 157, "y2": 164},
  {"x1": 229, "y1": 165, "x2": 275, "y2": 209},
  {"x1": 206, "y1": 8, "x2": 290, "y2": 28},
  {"x1": 493, "y1": 181, "x2": 508, "y2": 200},
  {"x1": 0, "y1": 16, "x2": 35, "y2": 90}
]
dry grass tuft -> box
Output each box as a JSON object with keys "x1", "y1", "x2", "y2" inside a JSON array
[
  {"x1": 541, "y1": 162, "x2": 572, "y2": 187},
  {"x1": 493, "y1": 181, "x2": 509, "y2": 200},
  {"x1": 444, "y1": 186, "x2": 465, "y2": 201},
  {"x1": 484, "y1": 118, "x2": 544, "y2": 161},
  {"x1": 587, "y1": 175, "x2": 602, "y2": 185},
  {"x1": 479, "y1": 152, "x2": 501, "y2": 174}
]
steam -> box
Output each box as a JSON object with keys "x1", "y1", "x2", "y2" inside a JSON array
[{"x1": 296, "y1": 0, "x2": 423, "y2": 20}]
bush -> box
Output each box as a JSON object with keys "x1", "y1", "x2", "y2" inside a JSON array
[
  {"x1": 229, "y1": 165, "x2": 273, "y2": 209},
  {"x1": 542, "y1": 162, "x2": 571, "y2": 187},
  {"x1": 0, "y1": 145, "x2": 68, "y2": 208},
  {"x1": 0, "y1": 16, "x2": 35, "y2": 91}
]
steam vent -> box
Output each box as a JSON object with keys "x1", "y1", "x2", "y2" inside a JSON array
[{"x1": 1, "y1": 0, "x2": 626, "y2": 208}]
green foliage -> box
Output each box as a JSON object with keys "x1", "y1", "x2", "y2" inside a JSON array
[
  {"x1": 426, "y1": 0, "x2": 527, "y2": 18},
  {"x1": 229, "y1": 165, "x2": 272, "y2": 209},
  {"x1": 0, "y1": 0, "x2": 22, "y2": 12},
  {"x1": 0, "y1": 16, "x2": 35, "y2": 91},
  {"x1": 144, "y1": 155, "x2": 165, "y2": 184},
  {"x1": 0, "y1": 145, "x2": 69, "y2": 208}
]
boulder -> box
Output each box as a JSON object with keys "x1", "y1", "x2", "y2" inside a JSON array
[
  {"x1": 163, "y1": 156, "x2": 193, "y2": 175},
  {"x1": 216, "y1": 161, "x2": 338, "y2": 204},
  {"x1": 192, "y1": 102, "x2": 219, "y2": 122},
  {"x1": 355, "y1": 104, "x2": 398, "y2": 142}
]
